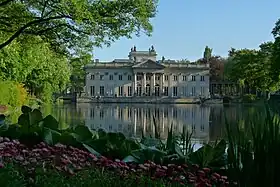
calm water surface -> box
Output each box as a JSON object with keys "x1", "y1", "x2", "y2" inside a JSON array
[{"x1": 42, "y1": 103, "x2": 269, "y2": 143}]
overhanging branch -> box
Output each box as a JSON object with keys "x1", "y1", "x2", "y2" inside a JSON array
[
  {"x1": 0, "y1": 15, "x2": 68, "y2": 50},
  {"x1": 0, "y1": 0, "x2": 13, "y2": 7}
]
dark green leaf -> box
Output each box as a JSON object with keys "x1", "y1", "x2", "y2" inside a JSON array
[
  {"x1": 21, "y1": 106, "x2": 32, "y2": 114},
  {"x1": 82, "y1": 143, "x2": 101, "y2": 157},
  {"x1": 42, "y1": 115, "x2": 59, "y2": 130}
]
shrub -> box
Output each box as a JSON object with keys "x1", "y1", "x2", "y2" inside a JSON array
[{"x1": 0, "y1": 81, "x2": 28, "y2": 108}]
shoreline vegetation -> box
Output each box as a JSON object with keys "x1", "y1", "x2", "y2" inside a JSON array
[{"x1": 0, "y1": 105, "x2": 280, "y2": 186}]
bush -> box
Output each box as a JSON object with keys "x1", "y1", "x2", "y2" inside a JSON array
[
  {"x1": 242, "y1": 94, "x2": 257, "y2": 103},
  {"x1": 0, "y1": 81, "x2": 28, "y2": 108}
]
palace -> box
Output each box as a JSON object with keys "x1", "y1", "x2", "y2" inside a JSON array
[{"x1": 84, "y1": 46, "x2": 210, "y2": 98}]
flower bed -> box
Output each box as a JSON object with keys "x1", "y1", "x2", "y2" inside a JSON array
[{"x1": 0, "y1": 137, "x2": 233, "y2": 187}]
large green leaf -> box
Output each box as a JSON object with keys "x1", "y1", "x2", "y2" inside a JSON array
[
  {"x1": 129, "y1": 146, "x2": 167, "y2": 164},
  {"x1": 42, "y1": 127, "x2": 61, "y2": 145},
  {"x1": 188, "y1": 140, "x2": 227, "y2": 168},
  {"x1": 73, "y1": 125, "x2": 93, "y2": 142},
  {"x1": 141, "y1": 137, "x2": 162, "y2": 147},
  {"x1": 30, "y1": 109, "x2": 43, "y2": 125},
  {"x1": 18, "y1": 108, "x2": 43, "y2": 133},
  {"x1": 82, "y1": 143, "x2": 101, "y2": 157},
  {"x1": 58, "y1": 132, "x2": 81, "y2": 147},
  {"x1": 41, "y1": 115, "x2": 59, "y2": 130},
  {"x1": 21, "y1": 106, "x2": 32, "y2": 114},
  {"x1": 122, "y1": 155, "x2": 140, "y2": 163}
]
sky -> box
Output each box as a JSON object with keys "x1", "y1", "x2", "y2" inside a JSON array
[{"x1": 93, "y1": 0, "x2": 280, "y2": 62}]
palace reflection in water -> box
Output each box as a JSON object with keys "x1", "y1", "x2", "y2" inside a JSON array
[
  {"x1": 45, "y1": 103, "x2": 269, "y2": 143},
  {"x1": 83, "y1": 104, "x2": 210, "y2": 141}
]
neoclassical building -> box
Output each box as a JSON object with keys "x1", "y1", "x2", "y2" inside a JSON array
[{"x1": 84, "y1": 46, "x2": 210, "y2": 98}]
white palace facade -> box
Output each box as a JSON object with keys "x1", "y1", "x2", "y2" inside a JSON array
[{"x1": 84, "y1": 46, "x2": 210, "y2": 99}]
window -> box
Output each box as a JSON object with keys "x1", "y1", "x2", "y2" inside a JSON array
[
  {"x1": 191, "y1": 75, "x2": 196, "y2": 81},
  {"x1": 156, "y1": 75, "x2": 160, "y2": 81},
  {"x1": 173, "y1": 87, "x2": 178, "y2": 96},
  {"x1": 201, "y1": 87, "x2": 205, "y2": 95},
  {"x1": 163, "y1": 87, "x2": 168, "y2": 96},
  {"x1": 90, "y1": 108, "x2": 94, "y2": 118},
  {"x1": 200, "y1": 76, "x2": 205, "y2": 81},
  {"x1": 183, "y1": 75, "x2": 187, "y2": 81},
  {"x1": 100, "y1": 75, "x2": 104, "y2": 80},
  {"x1": 118, "y1": 86, "x2": 123, "y2": 96},
  {"x1": 173, "y1": 110, "x2": 177, "y2": 118},
  {"x1": 164, "y1": 75, "x2": 169, "y2": 81},
  {"x1": 100, "y1": 86, "x2": 105, "y2": 96},
  {"x1": 119, "y1": 75, "x2": 122, "y2": 80},
  {"x1": 100, "y1": 110, "x2": 104, "y2": 119},
  {"x1": 192, "y1": 86, "x2": 196, "y2": 96},
  {"x1": 183, "y1": 86, "x2": 187, "y2": 96},
  {"x1": 128, "y1": 86, "x2": 132, "y2": 96},
  {"x1": 173, "y1": 75, "x2": 178, "y2": 81},
  {"x1": 128, "y1": 75, "x2": 132, "y2": 80},
  {"x1": 147, "y1": 76, "x2": 151, "y2": 81},
  {"x1": 90, "y1": 86, "x2": 95, "y2": 96},
  {"x1": 90, "y1": 74, "x2": 95, "y2": 80},
  {"x1": 137, "y1": 75, "x2": 141, "y2": 81},
  {"x1": 109, "y1": 75, "x2": 113, "y2": 80}
]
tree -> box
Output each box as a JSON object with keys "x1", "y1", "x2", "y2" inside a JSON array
[
  {"x1": 203, "y1": 46, "x2": 212, "y2": 63},
  {"x1": 0, "y1": 0, "x2": 158, "y2": 54},
  {"x1": 209, "y1": 56, "x2": 226, "y2": 82},
  {"x1": 226, "y1": 45, "x2": 279, "y2": 97},
  {"x1": 0, "y1": 34, "x2": 71, "y2": 102},
  {"x1": 270, "y1": 19, "x2": 280, "y2": 83},
  {"x1": 69, "y1": 53, "x2": 92, "y2": 95}
]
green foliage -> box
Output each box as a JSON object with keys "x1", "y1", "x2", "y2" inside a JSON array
[
  {"x1": 225, "y1": 105, "x2": 280, "y2": 187},
  {"x1": 0, "y1": 35, "x2": 71, "y2": 102},
  {"x1": 188, "y1": 140, "x2": 226, "y2": 169},
  {"x1": 0, "y1": 163, "x2": 180, "y2": 187},
  {"x1": 0, "y1": 0, "x2": 158, "y2": 54},
  {"x1": 203, "y1": 46, "x2": 212, "y2": 62},
  {"x1": 0, "y1": 81, "x2": 28, "y2": 108},
  {"x1": 242, "y1": 94, "x2": 257, "y2": 103},
  {"x1": 69, "y1": 53, "x2": 92, "y2": 94},
  {"x1": 225, "y1": 46, "x2": 280, "y2": 94},
  {"x1": 225, "y1": 19, "x2": 280, "y2": 96}
]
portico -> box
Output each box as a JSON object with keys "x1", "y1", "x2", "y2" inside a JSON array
[
  {"x1": 132, "y1": 59, "x2": 165, "y2": 96},
  {"x1": 133, "y1": 72, "x2": 165, "y2": 96}
]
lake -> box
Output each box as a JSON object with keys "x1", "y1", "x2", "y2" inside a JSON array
[{"x1": 42, "y1": 103, "x2": 268, "y2": 143}]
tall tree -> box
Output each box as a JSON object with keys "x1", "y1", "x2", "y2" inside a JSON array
[
  {"x1": 203, "y1": 46, "x2": 212, "y2": 63},
  {"x1": 270, "y1": 19, "x2": 280, "y2": 83},
  {"x1": 0, "y1": 0, "x2": 158, "y2": 54}
]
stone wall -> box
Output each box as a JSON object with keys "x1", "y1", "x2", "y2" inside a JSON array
[{"x1": 77, "y1": 96, "x2": 201, "y2": 104}]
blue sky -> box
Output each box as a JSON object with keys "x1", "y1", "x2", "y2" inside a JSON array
[{"x1": 93, "y1": 0, "x2": 279, "y2": 62}]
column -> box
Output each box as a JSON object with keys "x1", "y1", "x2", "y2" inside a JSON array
[
  {"x1": 168, "y1": 74, "x2": 172, "y2": 96},
  {"x1": 134, "y1": 109, "x2": 137, "y2": 136},
  {"x1": 143, "y1": 108, "x2": 146, "y2": 134},
  {"x1": 143, "y1": 73, "x2": 146, "y2": 95},
  {"x1": 152, "y1": 73, "x2": 156, "y2": 96},
  {"x1": 134, "y1": 73, "x2": 137, "y2": 96},
  {"x1": 162, "y1": 109, "x2": 165, "y2": 133},
  {"x1": 160, "y1": 74, "x2": 164, "y2": 96}
]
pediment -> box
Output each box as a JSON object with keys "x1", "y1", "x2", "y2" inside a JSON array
[{"x1": 132, "y1": 60, "x2": 165, "y2": 69}]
